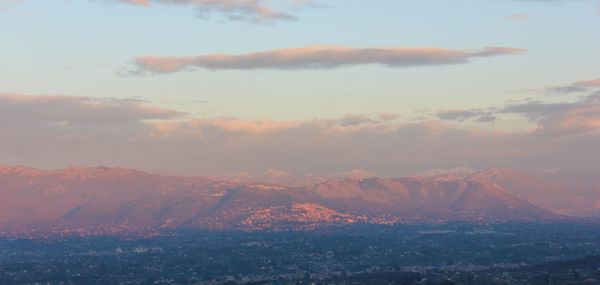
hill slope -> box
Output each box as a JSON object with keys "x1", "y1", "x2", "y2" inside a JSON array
[{"x1": 0, "y1": 166, "x2": 560, "y2": 234}]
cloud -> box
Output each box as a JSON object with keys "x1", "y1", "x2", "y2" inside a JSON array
[
  {"x1": 502, "y1": 95, "x2": 600, "y2": 137},
  {"x1": 524, "y1": 79, "x2": 600, "y2": 135},
  {"x1": 131, "y1": 45, "x2": 527, "y2": 74},
  {"x1": 0, "y1": 0, "x2": 299, "y2": 22},
  {"x1": 1, "y1": 93, "x2": 598, "y2": 177},
  {"x1": 574, "y1": 78, "x2": 600, "y2": 88},
  {"x1": 0, "y1": 0, "x2": 21, "y2": 10},
  {"x1": 507, "y1": 13, "x2": 529, "y2": 20},
  {"x1": 438, "y1": 101, "x2": 600, "y2": 138},
  {"x1": 0, "y1": 93, "x2": 183, "y2": 128},
  {"x1": 435, "y1": 79, "x2": 600, "y2": 137},
  {"x1": 541, "y1": 77, "x2": 600, "y2": 94},
  {"x1": 535, "y1": 104, "x2": 600, "y2": 137},
  {"x1": 436, "y1": 109, "x2": 497, "y2": 122},
  {"x1": 117, "y1": 0, "x2": 297, "y2": 22},
  {"x1": 156, "y1": 117, "x2": 303, "y2": 135},
  {"x1": 150, "y1": 113, "x2": 403, "y2": 138}
]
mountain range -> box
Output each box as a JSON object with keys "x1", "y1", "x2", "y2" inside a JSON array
[{"x1": 1, "y1": 165, "x2": 599, "y2": 235}]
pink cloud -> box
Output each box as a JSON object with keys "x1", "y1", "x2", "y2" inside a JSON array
[
  {"x1": 190, "y1": 118, "x2": 301, "y2": 134},
  {"x1": 535, "y1": 104, "x2": 600, "y2": 137},
  {"x1": 120, "y1": 0, "x2": 149, "y2": 6},
  {"x1": 507, "y1": 13, "x2": 529, "y2": 20},
  {"x1": 149, "y1": 114, "x2": 402, "y2": 137},
  {"x1": 132, "y1": 45, "x2": 526, "y2": 74},
  {"x1": 1, "y1": 93, "x2": 598, "y2": 177},
  {"x1": 574, "y1": 78, "x2": 600, "y2": 88},
  {"x1": 436, "y1": 78, "x2": 600, "y2": 137},
  {"x1": 0, "y1": 93, "x2": 183, "y2": 127}
]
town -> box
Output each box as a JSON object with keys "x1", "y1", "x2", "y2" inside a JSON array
[{"x1": 2, "y1": 223, "x2": 600, "y2": 284}]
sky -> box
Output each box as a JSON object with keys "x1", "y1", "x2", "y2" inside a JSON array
[{"x1": 0, "y1": 0, "x2": 599, "y2": 177}]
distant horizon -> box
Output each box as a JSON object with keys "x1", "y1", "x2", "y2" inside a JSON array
[{"x1": 2, "y1": 163, "x2": 598, "y2": 180}]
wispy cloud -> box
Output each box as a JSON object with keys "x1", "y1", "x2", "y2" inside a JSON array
[
  {"x1": 507, "y1": 13, "x2": 529, "y2": 20},
  {"x1": 151, "y1": 113, "x2": 403, "y2": 138},
  {"x1": 436, "y1": 109, "x2": 497, "y2": 123},
  {"x1": 436, "y1": 78, "x2": 600, "y2": 137},
  {"x1": 502, "y1": 96, "x2": 600, "y2": 137},
  {"x1": 541, "y1": 78, "x2": 600, "y2": 94},
  {"x1": 117, "y1": 0, "x2": 298, "y2": 23},
  {"x1": 131, "y1": 45, "x2": 526, "y2": 74},
  {"x1": 0, "y1": 0, "x2": 302, "y2": 22},
  {"x1": 0, "y1": 0, "x2": 21, "y2": 10},
  {"x1": 0, "y1": 93, "x2": 183, "y2": 127}
]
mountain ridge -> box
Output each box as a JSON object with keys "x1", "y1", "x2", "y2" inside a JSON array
[{"x1": 0, "y1": 165, "x2": 594, "y2": 236}]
